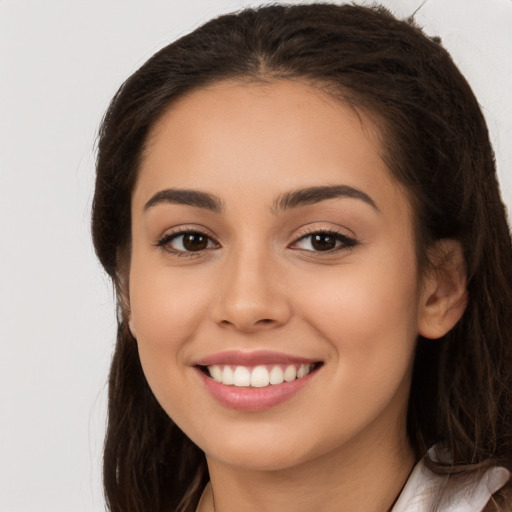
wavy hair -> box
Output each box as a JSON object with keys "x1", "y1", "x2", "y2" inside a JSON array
[{"x1": 91, "y1": 4, "x2": 512, "y2": 511}]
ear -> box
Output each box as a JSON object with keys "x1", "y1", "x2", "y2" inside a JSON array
[
  {"x1": 116, "y1": 270, "x2": 137, "y2": 339},
  {"x1": 418, "y1": 239, "x2": 468, "y2": 340},
  {"x1": 121, "y1": 290, "x2": 138, "y2": 339},
  {"x1": 128, "y1": 316, "x2": 137, "y2": 339},
  {"x1": 122, "y1": 295, "x2": 137, "y2": 339}
]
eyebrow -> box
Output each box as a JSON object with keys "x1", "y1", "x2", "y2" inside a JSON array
[
  {"x1": 144, "y1": 188, "x2": 223, "y2": 212},
  {"x1": 143, "y1": 184, "x2": 378, "y2": 214},
  {"x1": 272, "y1": 185, "x2": 379, "y2": 212}
]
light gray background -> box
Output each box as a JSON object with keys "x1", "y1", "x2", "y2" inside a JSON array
[{"x1": 1, "y1": 1, "x2": 511, "y2": 511}]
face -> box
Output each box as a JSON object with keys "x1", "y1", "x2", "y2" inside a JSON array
[{"x1": 128, "y1": 80, "x2": 427, "y2": 471}]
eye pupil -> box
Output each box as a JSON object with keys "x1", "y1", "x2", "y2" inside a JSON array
[
  {"x1": 312, "y1": 234, "x2": 337, "y2": 251},
  {"x1": 183, "y1": 233, "x2": 208, "y2": 251}
]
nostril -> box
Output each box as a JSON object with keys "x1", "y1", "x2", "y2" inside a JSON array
[{"x1": 217, "y1": 317, "x2": 277, "y2": 332}]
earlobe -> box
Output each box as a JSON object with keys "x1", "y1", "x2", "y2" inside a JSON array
[
  {"x1": 115, "y1": 268, "x2": 136, "y2": 338},
  {"x1": 418, "y1": 239, "x2": 468, "y2": 340},
  {"x1": 121, "y1": 294, "x2": 136, "y2": 338},
  {"x1": 128, "y1": 317, "x2": 137, "y2": 338}
]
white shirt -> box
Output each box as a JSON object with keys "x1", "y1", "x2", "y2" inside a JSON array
[{"x1": 392, "y1": 456, "x2": 510, "y2": 512}]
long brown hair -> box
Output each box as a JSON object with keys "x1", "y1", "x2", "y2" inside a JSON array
[{"x1": 92, "y1": 4, "x2": 512, "y2": 511}]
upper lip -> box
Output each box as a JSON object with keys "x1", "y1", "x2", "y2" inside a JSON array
[{"x1": 194, "y1": 350, "x2": 321, "y2": 367}]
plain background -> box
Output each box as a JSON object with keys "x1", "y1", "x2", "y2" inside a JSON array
[{"x1": 1, "y1": 1, "x2": 511, "y2": 510}]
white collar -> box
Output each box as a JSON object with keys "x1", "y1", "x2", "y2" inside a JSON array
[{"x1": 392, "y1": 454, "x2": 510, "y2": 512}]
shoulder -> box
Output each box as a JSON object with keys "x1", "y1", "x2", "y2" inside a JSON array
[{"x1": 392, "y1": 457, "x2": 510, "y2": 512}]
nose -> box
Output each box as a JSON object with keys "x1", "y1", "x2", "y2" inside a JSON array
[{"x1": 210, "y1": 249, "x2": 292, "y2": 333}]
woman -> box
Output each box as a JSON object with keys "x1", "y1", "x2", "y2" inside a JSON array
[{"x1": 92, "y1": 3, "x2": 512, "y2": 511}]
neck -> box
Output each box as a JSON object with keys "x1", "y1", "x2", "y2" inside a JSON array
[{"x1": 197, "y1": 425, "x2": 415, "y2": 512}]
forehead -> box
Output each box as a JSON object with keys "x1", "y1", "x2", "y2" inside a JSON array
[
  {"x1": 145, "y1": 79, "x2": 380, "y2": 159},
  {"x1": 134, "y1": 79, "x2": 409, "y2": 220}
]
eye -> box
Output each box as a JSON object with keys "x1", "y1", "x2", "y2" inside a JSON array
[
  {"x1": 291, "y1": 230, "x2": 357, "y2": 252},
  {"x1": 157, "y1": 230, "x2": 218, "y2": 255}
]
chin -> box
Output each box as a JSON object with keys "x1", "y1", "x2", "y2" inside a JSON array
[
  {"x1": 207, "y1": 444, "x2": 311, "y2": 472},
  {"x1": 197, "y1": 421, "x2": 336, "y2": 473}
]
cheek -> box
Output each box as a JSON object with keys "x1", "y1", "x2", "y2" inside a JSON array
[
  {"x1": 127, "y1": 260, "x2": 214, "y2": 403},
  {"x1": 289, "y1": 257, "x2": 420, "y2": 437},
  {"x1": 129, "y1": 262, "x2": 210, "y2": 344},
  {"x1": 294, "y1": 250, "x2": 420, "y2": 366}
]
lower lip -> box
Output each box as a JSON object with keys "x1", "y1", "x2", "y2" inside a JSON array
[{"x1": 197, "y1": 368, "x2": 317, "y2": 412}]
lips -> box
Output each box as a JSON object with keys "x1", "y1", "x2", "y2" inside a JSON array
[
  {"x1": 194, "y1": 350, "x2": 323, "y2": 411},
  {"x1": 195, "y1": 350, "x2": 318, "y2": 367}
]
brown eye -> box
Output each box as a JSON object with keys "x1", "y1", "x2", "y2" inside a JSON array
[
  {"x1": 291, "y1": 231, "x2": 357, "y2": 253},
  {"x1": 311, "y1": 233, "x2": 337, "y2": 251},
  {"x1": 182, "y1": 233, "x2": 209, "y2": 251},
  {"x1": 157, "y1": 231, "x2": 218, "y2": 254}
]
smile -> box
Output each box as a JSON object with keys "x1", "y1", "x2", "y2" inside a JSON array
[
  {"x1": 205, "y1": 363, "x2": 316, "y2": 387},
  {"x1": 194, "y1": 352, "x2": 323, "y2": 411}
]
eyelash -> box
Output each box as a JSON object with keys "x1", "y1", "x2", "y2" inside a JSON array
[
  {"x1": 156, "y1": 229, "x2": 218, "y2": 257},
  {"x1": 290, "y1": 228, "x2": 358, "y2": 253},
  {"x1": 156, "y1": 228, "x2": 357, "y2": 257}
]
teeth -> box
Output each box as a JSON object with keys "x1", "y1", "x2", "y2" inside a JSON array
[
  {"x1": 297, "y1": 364, "x2": 308, "y2": 378},
  {"x1": 284, "y1": 365, "x2": 297, "y2": 382},
  {"x1": 207, "y1": 363, "x2": 314, "y2": 387},
  {"x1": 209, "y1": 365, "x2": 222, "y2": 382},
  {"x1": 222, "y1": 366, "x2": 234, "y2": 385},
  {"x1": 251, "y1": 365, "x2": 270, "y2": 387},
  {"x1": 269, "y1": 365, "x2": 284, "y2": 385},
  {"x1": 233, "y1": 366, "x2": 251, "y2": 387}
]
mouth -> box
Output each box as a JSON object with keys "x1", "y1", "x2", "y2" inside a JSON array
[
  {"x1": 194, "y1": 350, "x2": 324, "y2": 411},
  {"x1": 198, "y1": 362, "x2": 323, "y2": 388}
]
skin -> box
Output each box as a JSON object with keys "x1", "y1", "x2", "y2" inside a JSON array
[{"x1": 127, "y1": 80, "x2": 467, "y2": 512}]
